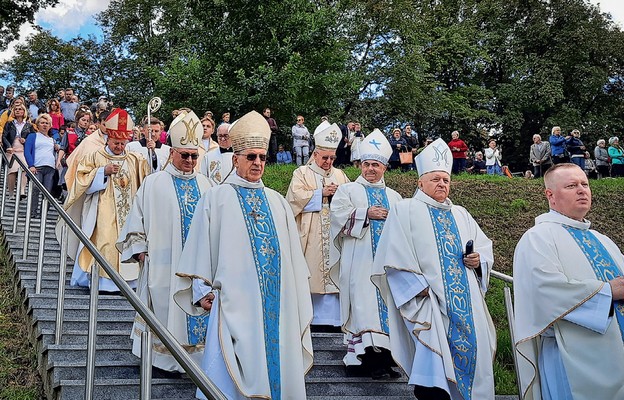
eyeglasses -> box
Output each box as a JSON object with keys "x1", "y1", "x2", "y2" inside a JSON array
[
  {"x1": 297, "y1": 119, "x2": 303, "y2": 122},
  {"x1": 319, "y1": 155, "x2": 337, "y2": 161},
  {"x1": 173, "y1": 149, "x2": 199, "y2": 160},
  {"x1": 239, "y1": 153, "x2": 267, "y2": 162},
  {"x1": 217, "y1": 135, "x2": 230, "y2": 140}
]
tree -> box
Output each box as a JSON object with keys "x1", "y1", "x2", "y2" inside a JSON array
[{"x1": 0, "y1": 0, "x2": 59, "y2": 50}]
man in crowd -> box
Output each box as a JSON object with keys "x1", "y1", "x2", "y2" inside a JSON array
[
  {"x1": 372, "y1": 138, "x2": 496, "y2": 400},
  {"x1": 330, "y1": 129, "x2": 403, "y2": 379},
  {"x1": 117, "y1": 110, "x2": 212, "y2": 373},
  {"x1": 174, "y1": 110, "x2": 313, "y2": 399},
  {"x1": 263, "y1": 107, "x2": 279, "y2": 162},
  {"x1": 126, "y1": 117, "x2": 170, "y2": 173},
  {"x1": 60, "y1": 109, "x2": 149, "y2": 293},
  {"x1": 60, "y1": 88, "x2": 79, "y2": 124},
  {"x1": 513, "y1": 163, "x2": 624, "y2": 399},
  {"x1": 286, "y1": 122, "x2": 350, "y2": 329},
  {"x1": 529, "y1": 133, "x2": 552, "y2": 178},
  {"x1": 26, "y1": 91, "x2": 46, "y2": 120},
  {"x1": 3, "y1": 86, "x2": 15, "y2": 110},
  {"x1": 336, "y1": 121, "x2": 354, "y2": 167},
  {"x1": 200, "y1": 122, "x2": 233, "y2": 185},
  {"x1": 292, "y1": 115, "x2": 311, "y2": 166},
  {"x1": 61, "y1": 111, "x2": 110, "y2": 190}
]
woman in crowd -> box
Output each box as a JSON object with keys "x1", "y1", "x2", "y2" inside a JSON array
[
  {"x1": 485, "y1": 139, "x2": 503, "y2": 175},
  {"x1": 608, "y1": 136, "x2": 624, "y2": 177},
  {"x1": 25, "y1": 114, "x2": 59, "y2": 217},
  {"x1": 47, "y1": 98, "x2": 64, "y2": 141},
  {"x1": 594, "y1": 139, "x2": 610, "y2": 179},
  {"x1": 388, "y1": 128, "x2": 408, "y2": 171},
  {"x1": 2, "y1": 104, "x2": 34, "y2": 199},
  {"x1": 566, "y1": 129, "x2": 586, "y2": 170},
  {"x1": 448, "y1": 130, "x2": 468, "y2": 173}
]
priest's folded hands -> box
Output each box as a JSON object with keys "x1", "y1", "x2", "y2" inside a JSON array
[
  {"x1": 199, "y1": 292, "x2": 215, "y2": 311},
  {"x1": 367, "y1": 206, "x2": 388, "y2": 220},
  {"x1": 609, "y1": 276, "x2": 624, "y2": 300},
  {"x1": 462, "y1": 252, "x2": 481, "y2": 269}
]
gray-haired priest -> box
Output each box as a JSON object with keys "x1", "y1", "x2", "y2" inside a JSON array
[
  {"x1": 330, "y1": 129, "x2": 403, "y2": 379},
  {"x1": 174, "y1": 111, "x2": 313, "y2": 399},
  {"x1": 286, "y1": 121, "x2": 350, "y2": 329},
  {"x1": 116, "y1": 110, "x2": 212, "y2": 373},
  {"x1": 371, "y1": 138, "x2": 497, "y2": 400}
]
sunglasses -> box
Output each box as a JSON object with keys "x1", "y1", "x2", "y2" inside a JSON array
[
  {"x1": 173, "y1": 149, "x2": 199, "y2": 160},
  {"x1": 239, "y1": 153, "x2": 267, "y2": 162},
  {"x1": 318, "y1": 155, "x2": 337, "y2": 161}
]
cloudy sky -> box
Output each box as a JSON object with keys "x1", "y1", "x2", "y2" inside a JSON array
[{"x1": 1, "y1": 0, "x2": 623, "y2": 85}]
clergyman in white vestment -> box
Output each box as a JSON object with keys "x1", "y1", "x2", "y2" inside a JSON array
[
  {"x1": 371, "y1": 138, "x2": 496, "y2": 400},
  {"x1": 117, "y1": 110, "x2": 213, "y2": 373},
  {"x1": 513, "y1": 163, "x2": 624, "y2": 400},
  {"x1": 199, "y1": 122, "x2": 234, "y2": 185},
  {"x1": 174, "y1": 111, "x2": 313, "y2": 399},
  {"x1": 330, "y1": 129, "x2": 403, "y2": 379}
]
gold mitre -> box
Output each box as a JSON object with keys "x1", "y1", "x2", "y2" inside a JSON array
[
  {"x1": 169, "y1": 110, "x2": 201, "y2": 149},
  {"x1": 229, "y1": 111, "x2": 271, "y2": 153}
]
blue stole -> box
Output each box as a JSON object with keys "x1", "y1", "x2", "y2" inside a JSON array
[
  {"x1": 364, "y1": 185, "x2": 390, "y2": 334},
  {"x1": 428, "y1": 206, "x2": 477, "y2": 400},
  {"x1": 564, "y1": 226, "x2": 624, "y2": 341},
  {"x1": 172, "y1": 176, "x2": 208, "y2": 346},
  {"x1": 232, "y1": 185, "x2": 282, "y2": 400}
]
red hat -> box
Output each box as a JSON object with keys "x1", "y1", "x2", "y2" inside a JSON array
[{"x1": 105, "y1": 108, "x2": 134, "y2": 140}]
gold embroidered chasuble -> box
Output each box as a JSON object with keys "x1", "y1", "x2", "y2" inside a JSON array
[
  {"x1": 64, "y1": 129, "x2": 107, "y2": 190},
  {"x1": 63, "y1": 148, "x2": 149, "y2": 280},
  {"x1": 286, "y1": 163, "x2": 350, "y2": 294}
]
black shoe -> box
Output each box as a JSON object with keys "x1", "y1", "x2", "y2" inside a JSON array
[
  {"x1": 370, "y1": 367, "x2": 391, "y2": 380},
  {"x1": 385, "y1": 367, "x2": 401, "y2": 379},
  {"x1": 20, "y1": 194, "x2": 27, "y2": 200}
]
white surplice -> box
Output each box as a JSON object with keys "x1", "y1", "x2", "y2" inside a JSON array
[
  {"x1": 199, "y1": 147, "x2": 234, "y2": 185},
  {"x1": 173, "y1": 173, "x2": 313, "y2": 399},
  {"x1": 125, "y1": 141, "x2": 172, "y2": 173},
  {"x1": 371, "y1": 190, "x2": 496, "y2": 399},
  {"x1": 330, "y1": 176, "x2": 402, "y2": 364},
  {"x1": 116, "y1": 164, "x2": 212, "y2": 372},
  {"x1": 513, "y1": 211, "x2": 624, "y2": 400}
]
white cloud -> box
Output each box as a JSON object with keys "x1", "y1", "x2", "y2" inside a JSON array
[
  {"x1": 0, "y1": 0, "x2": 111, "y2": 66},
  {"x1": 589, "y1": 0, "x2": 624, "y2": 27}
]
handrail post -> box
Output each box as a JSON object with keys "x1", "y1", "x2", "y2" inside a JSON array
[
  {"x1": 22, "y1": 179, "x2": 34, "y2": 261},
  {"x1": 504, "y1": 286, "x2": 522, "y2": 397},
  {"x1": 1, "y1": 159, "x2": 7, "y2": 217},
  {"x1": 12, "y1": 169, "x2": 22, "y2": 233},
  {"x1": 55, "y1": 224, "x2": 68, "y2": 345},
  {"x1": 140, "y1": 331, "x2": 153, "y2": 399},
  {"x1": 84, "y1": 261, "x2": 100, "y2": 400},
  {"x1": 35, "y1": 197, "x2": 48, "y2": 294}
]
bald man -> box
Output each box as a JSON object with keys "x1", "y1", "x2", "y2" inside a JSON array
[{"x1": 513, "y1": 163, "x2": 624, "y2": 400}]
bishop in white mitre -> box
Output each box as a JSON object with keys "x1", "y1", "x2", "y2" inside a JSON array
[
  {"x1": 286, "y1": 121, "x2": 350, "y2": 328},
  {"x1": 513, "y1": 163, "x2": 624, "y2": 400},
  {"x1": 173, "y1": 111, "x2": 313, "y2": 399},
  {"x1": 116, "y1": 110, "x2": 212, "y2": 372},
  {"x1": 330, "y1": 129, "x2": 403, "y2": 379},
  {"x1": 371, "y1": 138, "x2": 496, "y2": 400}
]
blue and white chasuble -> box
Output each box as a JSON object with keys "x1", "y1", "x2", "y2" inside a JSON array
[
  {"x1": 172, "y1": 176, "x2": 208, "y2": 346},
  {"x1": 365, "y1": 186, "x2": 390, "y2": 334},
  {"x1": 428, "y1": 206, "x2": 477, "y2": 400},
  {"x1": 564, "y1": 226, "x2": 624, "y2": 340},
  {"x1": 233, "y1": 185, "x2": 282, "y2": 400}
]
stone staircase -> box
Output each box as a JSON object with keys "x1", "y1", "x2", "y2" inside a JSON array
[{"x1": 1, "y1": 194, "x2": 517, "y2": 399}]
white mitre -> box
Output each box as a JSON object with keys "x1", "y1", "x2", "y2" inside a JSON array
[
  {"x1": 359, "y1": 129, "x2": 392, "y2": 165},
  {"x1": 169, "y1": 110, "x2": 201, "y2": 149},
  {"x1": 415, "y1": 138, "x2": 452, "y2": 176},
  {"x1": 313, "y1": 123, "x2": 341, "y2": 150},
  {"x1": 314, "y1": 120, "x2": 331, "y2": 135}
]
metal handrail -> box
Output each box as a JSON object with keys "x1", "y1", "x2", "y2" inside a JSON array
[{"x1": 0, "y1": 148, "x2": 225, "y2": 400}]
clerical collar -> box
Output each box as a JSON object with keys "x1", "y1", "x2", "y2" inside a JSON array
[
  {"x1": 309, "y1": 162, "x2": 334, "y2": 178},
  {"x1": 414, "y1": 189, "x2": 452, "y2": 210},
  {"x1": 226, "y1": 171, "x2": 265, "y2": 189},
  {"x1": 105, "y1": 146, "x2": 125, "y2": 156},
  {"x1": 165, "y1": 163, "x2": 196, "y2": 179},
  {"x1": 356, "y1": 175, "x2": 385, "y2": 188},
  {"x1": 220, "y1": 146, "x2": 233, "y2": 153},
  {"x1": 538, "y1": 210, "x2": 591, "y2": 230}
]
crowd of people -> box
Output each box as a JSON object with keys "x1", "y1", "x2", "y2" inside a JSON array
[{"x1": 1, "y1": 86, "x2": 624, "y2": 400}]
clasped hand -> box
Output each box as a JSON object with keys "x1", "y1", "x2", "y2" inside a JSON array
[
  {"x1": 367, "y1": 206, "x2": 388, "y2": 220},
  {"x1": 104, "y1": 163, "x2": 120, "y2": 176}
]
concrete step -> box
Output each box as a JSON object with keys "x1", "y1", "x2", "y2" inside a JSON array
[{"x1": 54, "y1": 378, "x2": 196, "y2": 400}]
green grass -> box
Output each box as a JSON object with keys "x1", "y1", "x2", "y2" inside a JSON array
[
  {"x1": 0, "y1": 239, "x2": 42, "y2": 400},
  {"x1": 264, "y1": 165, "x2": 624, "y2": 395}
]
